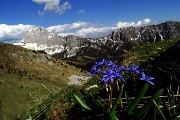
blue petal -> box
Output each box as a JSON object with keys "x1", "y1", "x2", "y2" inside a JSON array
[
  {"x1": 109, "y1": 76, "x2": 114, "y2": 83},
  {"x1": 102, "y1": 74, "x2": 108, "y2": 77},
  {"x1": 147, "y1": 80, "x2": 154, "y2": 85},
  {"x1": 105, "y1": 77, "x2": 109, "y2": 82},
  {"x1": 141, "y1": 71, "x2": 146, "y2": 78},
  {"x1": 140, "y1": 78, "x2": 145, "y2": 81}
]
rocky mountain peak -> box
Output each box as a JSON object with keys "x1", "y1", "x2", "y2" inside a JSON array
[
  {"x1": 94, "y1": 21, "x2": 180, "y2": 52},
  {"x1": 24, "y1": 26, "x2": 63, "y2": 46},
  {"x1": 15, "y1": 21, "x2": 180, "y2": 58},
  {"x1": 15, "y1": 26, "x2": 91, "y2": 57}
]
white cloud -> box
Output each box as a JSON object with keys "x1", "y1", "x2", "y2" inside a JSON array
[
  {"x1": 47, "y1": 22, "x2": 89, "y2": 33},
  {"x1": 58, "y1": 32, "x2": 75, "y2": 37},
  {"x1": 38, "y1": 11, "x2": 45, "y2": 17},
  {"x1": 32, "y1": 0, "x2": 71, "y2": 15},
  {"x1": 77, "y1": 10, "x2": 85, "y2": 14},
  {"x1": 144, "y1": 18, "x2": 151, "y2": 24},
  {"x1": 0, "y1": 24, "x2": 34, "y2": 42},
  {"x1": 56, "y1": 2, "x2": 71, "y2": 15},
  {"x1": 32, "y1": 0, "x2": 51, "y2": 4},
  {"x1": 48, "y1": 18, "x2": 151, "y2": 38},
  {"x1": 76, "y1": 27, "x2": 115, "y2": 38},
  {"x1": 0, "y1": 18, "x2": 152, "y2": 42},
  {"x1": 116, "y1": 18, "x2": 151, "y2": 28},
  {"x1": 74, "y1": 18, "x2": 151, "y2": 38}
]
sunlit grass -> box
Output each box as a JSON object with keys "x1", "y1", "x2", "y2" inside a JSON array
[
  {"x1": 0, "y1": 42, "x2": 88, "y2": 119},
  {"x1": 119, "y1": 38, "x2": 180, "y2": 66}
]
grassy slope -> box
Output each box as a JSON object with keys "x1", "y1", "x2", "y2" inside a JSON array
[
  {"x1": 119, "y1": 37, "x2": 180, "y2": 94},
  {"x1": 0, "y1": 71, "x2": 50, "y2": 119},
  {"x1": 45, "y1": 37, "x2": 180, "y2": 119},
  {"x1": 15, "y1": 37, "x2": 180, "y2": 119},
  {"x1": 64, "y1": 38, "x2": 180, "y2": 71},
  {"x1": 0, "y1": 43, "x2": 88, "y2": 119},
  {"x1": 118, "y1": 38, "x2": 180, "y2": 66}
]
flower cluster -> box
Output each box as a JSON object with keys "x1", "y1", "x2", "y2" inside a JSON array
[{"x1": 90, "y1": 59, "x2": 154, "y2": 85}]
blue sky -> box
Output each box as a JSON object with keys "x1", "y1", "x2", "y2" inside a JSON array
[{"x1": 0, "y1": 0, "x2": 180, "y2": 42}]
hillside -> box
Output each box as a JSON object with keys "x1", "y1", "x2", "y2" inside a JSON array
[
  {"x1": 17, "y1": 37, "x2": 180, "y2": 119},
  {"x1": 63, "y1": 37, "x2": 180, "y2": 92},
  {"x1": 0, "y1": 43, "x2": 89, "y2": 119},
  {"x1": 118, "y1": 37, "x2": 180, "y2": 66},
  {"x1": 20, "y1": 38, "x2": 180, "y2": 119},
  {"x1": 118, "y1": 37, "x2": 180, "y2": 93}
]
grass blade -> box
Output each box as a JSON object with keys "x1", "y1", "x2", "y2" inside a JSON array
[
  {"x1": 174, "y1": 115, "x2": 180, "y2": 120},
  {"x1": 80, "y1": 90, "x2": 107, "y2": 110},
  {"x1": 110, "y1": 84, "x2": 124, "y2": 119},
  {"x1": 153, "y1": 99, "x2": 166, "y2": 120},
  {"x1": 136, "y1": 89, "x2": 163, "y2": 118},
  {"x1": 73, "y1": 94, "x2": 92, "y2": 111},
  {"x1": 126, "y1": 83, "x2": 149, "y2": 115}
]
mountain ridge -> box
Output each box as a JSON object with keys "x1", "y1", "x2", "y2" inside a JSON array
[{"x1": 14, "y1": 21, "x2": 180, "y2": 59}]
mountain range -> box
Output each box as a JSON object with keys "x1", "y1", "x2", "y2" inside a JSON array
[{"x1": 14, "y1": 21, "x2": 180, "y2": 59}]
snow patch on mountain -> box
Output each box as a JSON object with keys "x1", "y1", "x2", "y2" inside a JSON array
[
  {"x1": 14, "y1": 40, "x2": 65, "y2": 55},
  {"x1": 13, "y1": 26, "x2": 91, "y2": 57},
  {"x1": 14, "y1": 41, "x2": 39, "y2": 51}
]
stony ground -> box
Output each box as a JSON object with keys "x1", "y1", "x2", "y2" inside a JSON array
[{"x1": 67, "y1": 74, "x2": 91, "y2": 85}]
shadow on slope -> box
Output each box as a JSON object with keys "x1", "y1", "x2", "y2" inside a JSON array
[
  {"x1": 142, "y1": 40, "x2": 180, "y2": 93},
  {"x1": 118, "y1": 38, "x2": 180, "y2": 94}
]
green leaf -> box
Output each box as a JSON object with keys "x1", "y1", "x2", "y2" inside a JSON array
[
  {"x1": 80, "y1": 90, "x2": 107, "y2": 110},
  {"x1": 125, "y1": 91, "x2": 130, "y2": 105},
  {"x1": 126, "y1": 83, "x2": 149, "y2": 115},
  {"x1": 153, "y1": 99, "x2": 159, "y2": 120},
  {"x1": 73, "y1": 94, "x2": 92, "y2": 111},
  {"x1": 168, "y1": 90, "x2": 176, "y2": 119},
  {"x1": 136, "y1": 89, "x2": 163, "y2": 118},
  {"x1": 110, "y1": 84, "x2": 124, "y2": 120},
  {"x1": 153, "y1": 99, "x2": 166, "y2": 120},
  {"x1": 174, "y1": 115, "x2": 180, "y2": 120},
  {"x1": 89, "y1": 92, "x2": 107, "y2": 110}
]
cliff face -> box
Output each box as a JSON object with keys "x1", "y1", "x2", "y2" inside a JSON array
[
  {"x1": 94, "y1": 21, "x2": 180, "y2": 51},
  {"x1": 16, "y1": 26, "x2": 91, "y2": 57},
  {"x1": 110, "y1": 21, "x2": 180, "y2": 42},
  {"x1": 16, "y1": 21, "x2": 180, "y2": 58}
]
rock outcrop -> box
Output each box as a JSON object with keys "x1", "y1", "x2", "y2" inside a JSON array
[{"x1": 94, "y1": 21, "x2": 180, "y2": 51}]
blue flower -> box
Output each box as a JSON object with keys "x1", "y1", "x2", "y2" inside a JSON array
[
  {"x1": 126, "y1": 65, "x2": 140, "y2": 73},
  {"x1": 90, "y1": 65, "x2": 99, "y2": 75},
  {"x1": 95, "y1": 59, "x2": 107, "y2": 66},
  {"x1": 140, "y1": 72, "x2": 154, "y2": 85},
  {"x1": 54, "y1": 88, "x2": 58, "y2": 91},
  {"x1": 118, "y1": 65, "x2": 126, "y2": 72},
  {"x1": 90, "y1": 59, "x2": 155, "y2": 85},
  {"x1": 106, "y1": 60, "x2": 114, "y2": 66},
  {"x1": 114, "y1": 71, "x2": 124, "y2": 82},
  {"x1": 90, "y1": 59, "x2": 116, "y2": 75},
  {"x1": 100, "y1": 69, "x2": 117, "y2": 83}
]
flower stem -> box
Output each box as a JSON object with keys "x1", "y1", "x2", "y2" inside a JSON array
[{"x1": 108, "y1": 84, "x2": 113, "y2": 112}]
